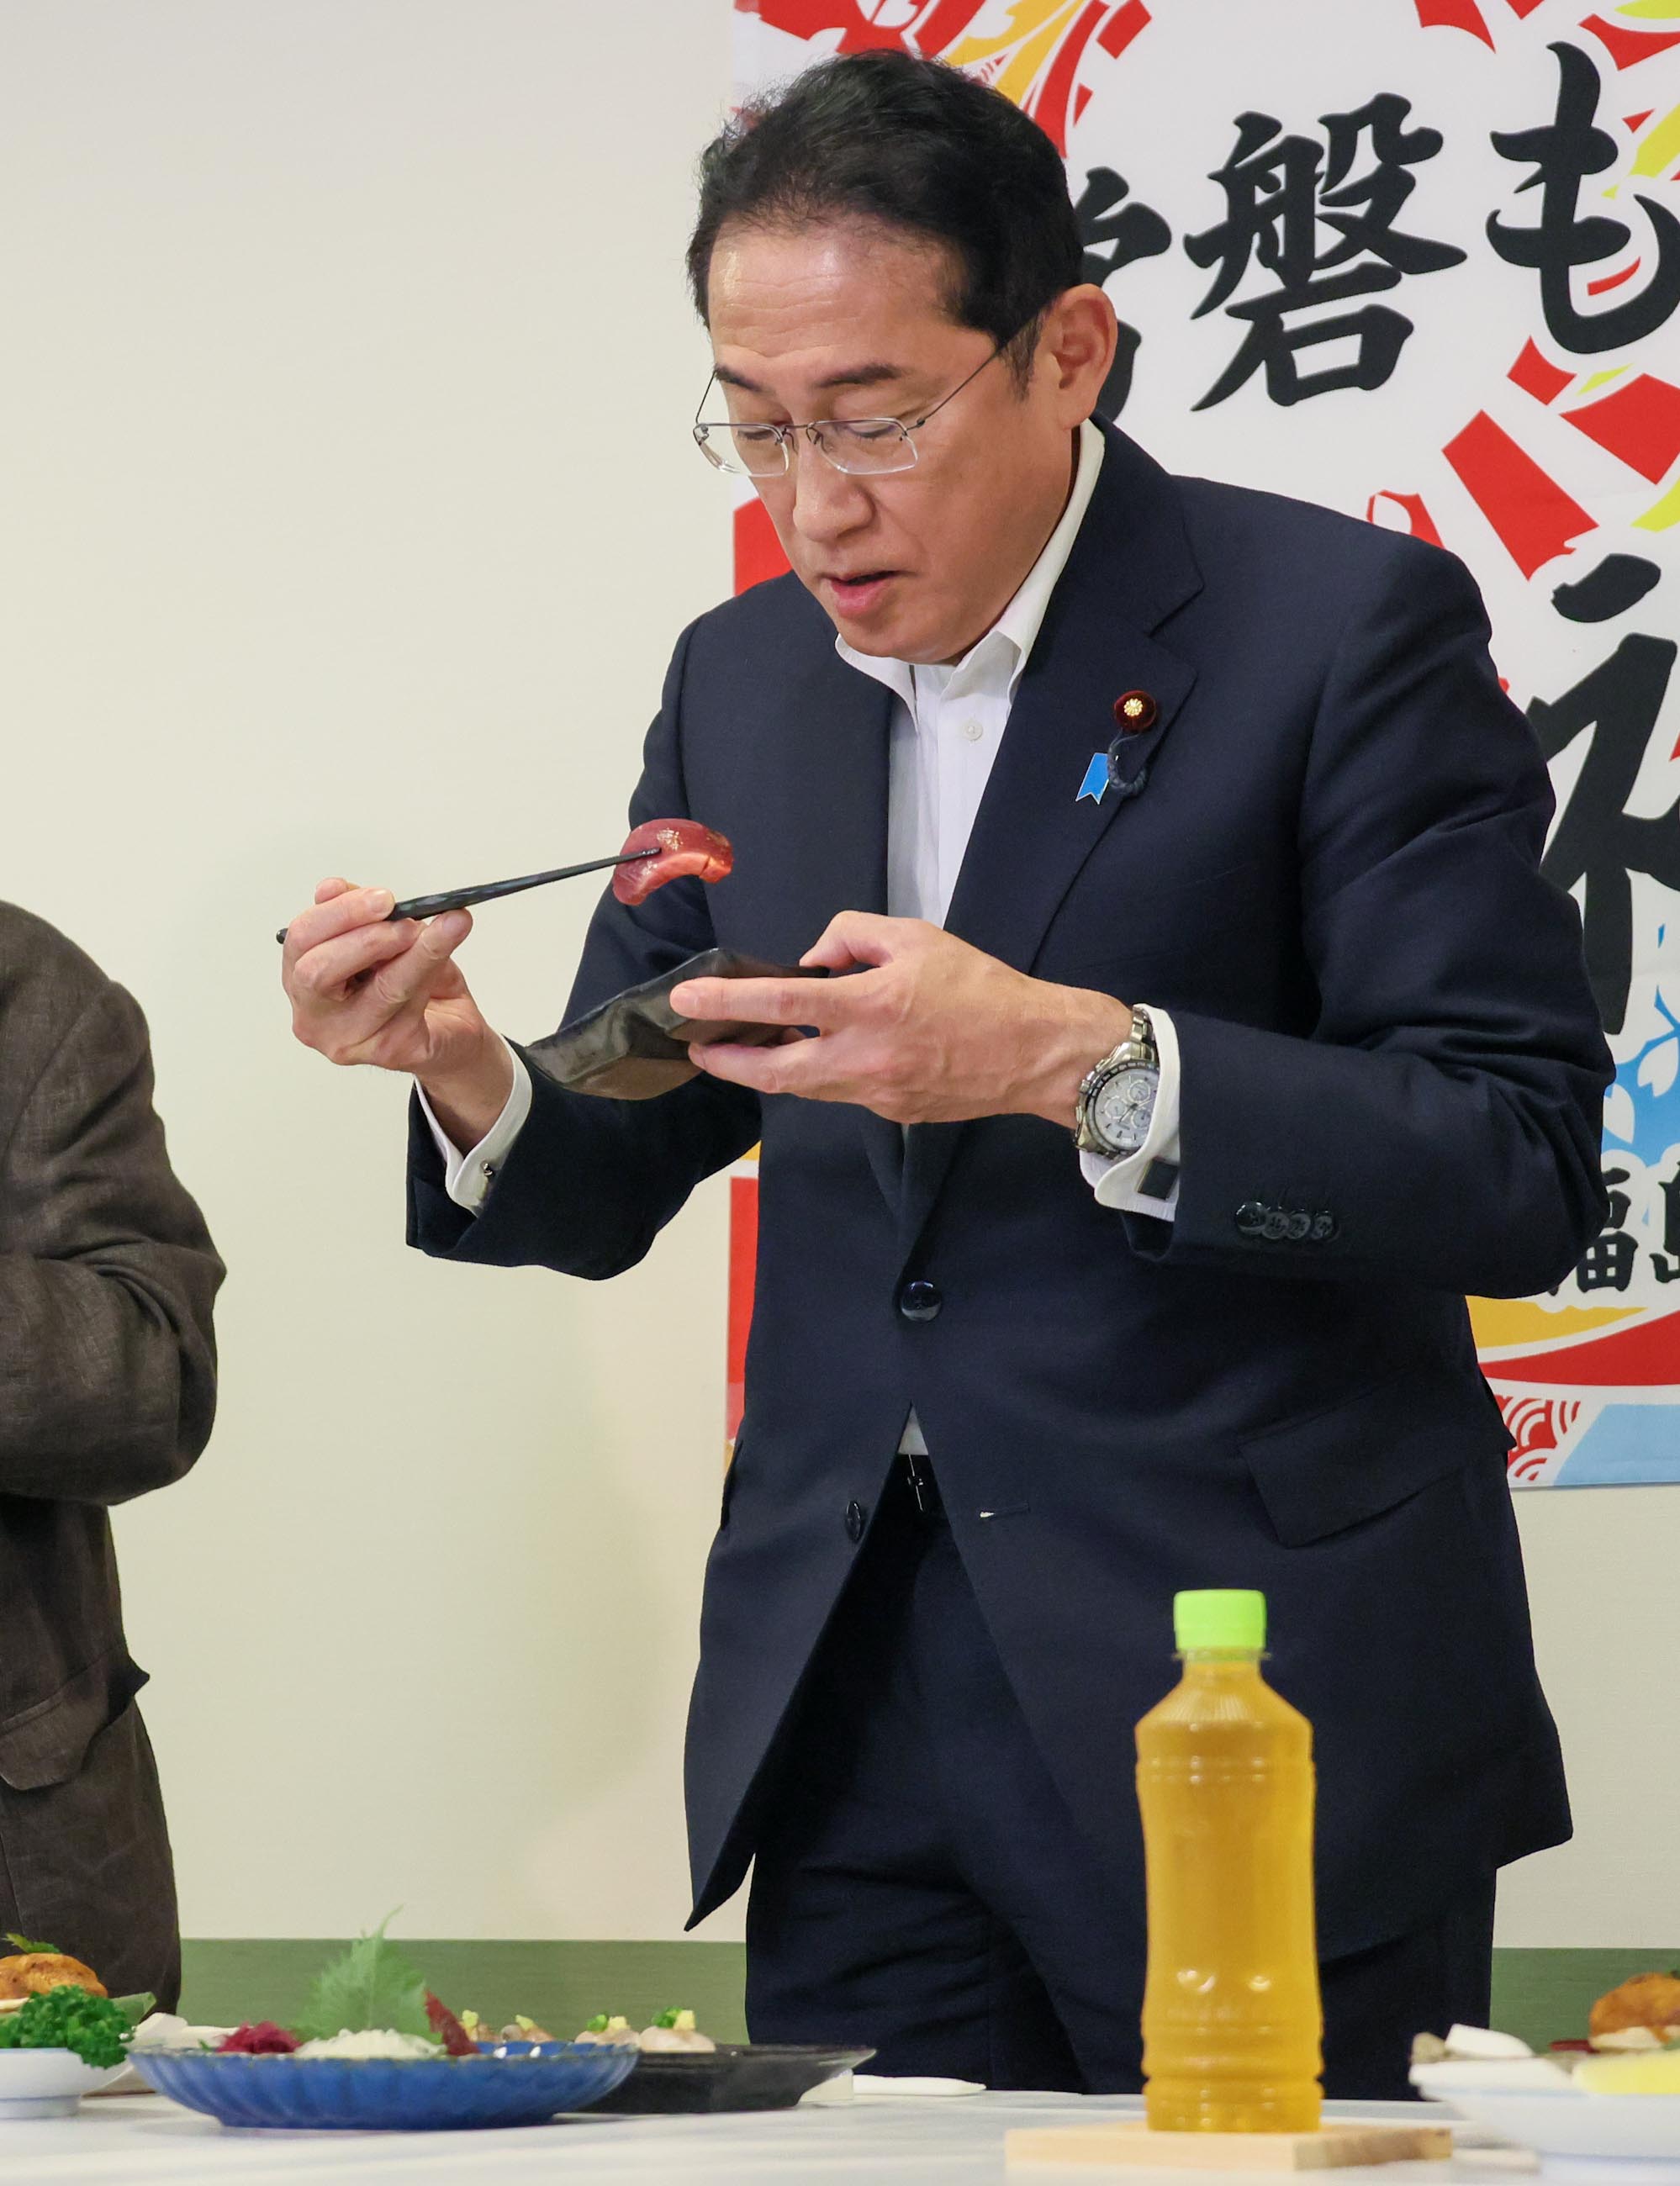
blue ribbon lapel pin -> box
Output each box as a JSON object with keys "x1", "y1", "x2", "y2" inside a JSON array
[{"x1": 1075, "y1": 752, "x2": 1110, "y2": 805}]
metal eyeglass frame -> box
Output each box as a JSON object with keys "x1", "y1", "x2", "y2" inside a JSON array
[{"x1": 690, "y1": 329, "x2": 1022, "y2": 478}]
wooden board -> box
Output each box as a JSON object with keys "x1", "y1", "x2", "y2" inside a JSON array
[{"x1": 1005, "y1": 2119, "x2": 1454, "y2": 2170}]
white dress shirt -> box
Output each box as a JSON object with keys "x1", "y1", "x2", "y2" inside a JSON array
[{"x1": 420, "y1": 420, "x2": 1182, "y2": 1279}]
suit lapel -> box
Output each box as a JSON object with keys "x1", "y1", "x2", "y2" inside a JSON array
[{"x1": 900, "y1": 424, "x2": 1204, "y2": 1259}]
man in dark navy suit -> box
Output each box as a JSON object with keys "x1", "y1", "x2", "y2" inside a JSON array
[{"x1": 282, "y1": 53, "x2": 1610, "y2": 2097}]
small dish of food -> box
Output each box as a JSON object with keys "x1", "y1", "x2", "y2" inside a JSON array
[
  {"x1": 1410, "y1": 1973, "x2": 1680, "y2": 2178},
  {"x1": 0, "y1": 1941, "x2": 151, "y2": 2120},
  {"x1": 0, "y1": 2047, "x2": 129, "y2": 2120},
  {"x1": 563, "y1": 2009, "x2": 872, "y2": 2115}
]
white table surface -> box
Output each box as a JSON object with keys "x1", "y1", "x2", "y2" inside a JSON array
[{"x1": 4, "y1": 2091, "x2": 1540, "y2": 2185}]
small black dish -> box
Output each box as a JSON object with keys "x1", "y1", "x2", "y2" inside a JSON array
[
  {"x1": 527, "y1": 948, "x2": 826, "y2": 1101},
  {"x1": 589, "y1": 2041, "x2": 874, "y2": 2115}
]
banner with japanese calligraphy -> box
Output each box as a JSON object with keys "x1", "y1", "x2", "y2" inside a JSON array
[{"x1": 726, "y1": 0, "x2": 1680, "y2": 1487}]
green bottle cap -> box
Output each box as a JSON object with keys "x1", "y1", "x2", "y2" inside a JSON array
[{"x1": 1174, "y1": 1589, "x2": 1266, "y2": 1650}]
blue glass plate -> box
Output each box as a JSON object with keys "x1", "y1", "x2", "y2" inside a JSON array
[{"x1": 130, "y1": 2044, "x2": 637, "y2": 2131}]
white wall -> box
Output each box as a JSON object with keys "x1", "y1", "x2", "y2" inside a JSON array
[
  {"x1": 1503, "y1": 1490, "x2": 1680, "y2": 1946},
  {"x1": 1, "y1": 0, "x2": 742, "y2": 1941},
  {"x1": 1, "y1": 2, "x2": 1671, "y2": 1952}
]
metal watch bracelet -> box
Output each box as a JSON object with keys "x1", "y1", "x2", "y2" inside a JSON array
[{"x1": 1073, "y1": 1004, "x2": 1159, "y2": 1156}]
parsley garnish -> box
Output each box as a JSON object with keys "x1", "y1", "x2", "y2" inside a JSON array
[{"x1": 0, "y1": 1988, "x2": 130, "y2": 2068}]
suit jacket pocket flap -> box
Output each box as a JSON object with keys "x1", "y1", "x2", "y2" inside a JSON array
[
  {"x1": 0, "y1": 1650, "x2": 146, "y2": 1791},
  {"x1": 1242, "y1": 1366, "x2": 1514, "y2": 1547}
]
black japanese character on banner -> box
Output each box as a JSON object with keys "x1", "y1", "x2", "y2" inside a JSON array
[
  {"x1": 1530, "y1": 620, "x2": 1680, "y2": 1040},
  {"x1": 1572, "y1": 1165, "x2": 1637, "y2": 1294},
  {"x1": 1488, "y1": 42, "x2": 1680, "y2": 356},
  {"x1": 1072, "y1": 166, "x2": 1171, "y2": 419},
  {"x1": 1183, "y1": 93, "x2": 1466, "y2": 410},
  {"x1": 1651, "y1": 1159, "x2": 1680, "y2": 1283}
]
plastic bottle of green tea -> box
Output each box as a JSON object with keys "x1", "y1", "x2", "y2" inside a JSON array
[{"x1": 1136, "y1": 1589, "x2": 1323, "y2": 2132}]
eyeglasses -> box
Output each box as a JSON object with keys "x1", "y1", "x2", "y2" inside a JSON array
[{"x1": 691, "y1": 335, "x2": 1013, "y2": 479}]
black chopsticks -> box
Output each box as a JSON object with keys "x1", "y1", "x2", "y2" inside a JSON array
[{"x1": 275, "y1": 848, "x2": 658, "y2": 946}]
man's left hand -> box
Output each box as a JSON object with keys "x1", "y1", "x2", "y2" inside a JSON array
[{"x1": 668, "y1": 912, "x2": 1133, "y2": 1129}]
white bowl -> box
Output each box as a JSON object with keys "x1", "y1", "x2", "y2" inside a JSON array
[
  {"x1": 0, "y1": 2047, "x2": 129, "y2": 2120},
  {"x1": 1410, "y1": 2056, "x2": 1577, "y2": 2093},
  {"x1": 1412, "y1": 2072, "x2": 1680, "y2": 2179}
]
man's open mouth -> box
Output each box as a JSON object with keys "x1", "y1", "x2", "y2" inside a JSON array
[{"x1": 827, "y1": 570, "x2": 898, "y2": 599}]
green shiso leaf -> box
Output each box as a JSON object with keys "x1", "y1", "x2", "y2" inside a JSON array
[
  {"x1": 2, "y1": 1933, "x2": 59, "y2": 1954},
  {"x1": 111, "y1": 1992, "x2": 156, "y2": 2028},
  {"x1": 291, "y1": 1914, "x2": 431, "y2": 2044}
]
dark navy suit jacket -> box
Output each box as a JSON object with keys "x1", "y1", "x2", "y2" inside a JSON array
[{"x1": 409, "y1": 421, "x2": 1611, "y2": 1960}]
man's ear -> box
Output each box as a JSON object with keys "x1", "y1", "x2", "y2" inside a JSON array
[{"x1": 1040, "y1": 284, "x2": 1119, "y2": 425}]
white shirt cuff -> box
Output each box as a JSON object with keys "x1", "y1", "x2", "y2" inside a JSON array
[
  {"x1": 415, "y1": 1038, "x2": 532, "y2": 1213},
  {"x1": 1081, "y1": 1004, "x2": 1181, "y2": 1219}
]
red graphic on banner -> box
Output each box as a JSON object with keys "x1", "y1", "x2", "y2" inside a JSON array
[
  {"x1": 1491, "y1": 1310, "x2": 1680, "y2": 1386},
  {"x1": 1098, "y1": 0, "x2": 1151, "y2": 59},
  {"x1": 745, "y1": 0, "x2": 1154, "y2": 156},
  {"x1": 734, "y1": 499, "x2": 793, "y2": 591},
  {"x1": 1413, "y1": 0, "x2": 1494, "y2": 48},
  {"x1": 1587, "y1": 257, "x2": 1646, "y2": 295},
  {"x1": 1442, "y1": 412, "x2": 1597, "y2": 575},
  {"x1": 1564, "y1": 372, "x2": 1680, "y2": 481},
  {"x1": 1028, "y1": 3, "x2": 1111, "y2": 154},
  {"x1": 1499, "y1": 1394, "x2": 1585, "y2": 1481},
  {"x1": 726, "y1": 1172, "x2": 759, "y2": 1444},
  {"x1": 1367, "y1": 489, "x2": 1445, "y2": 545},
  {"x1": 1508, "y1": 338, "x2": 1574, "y2": 404},
  {"x1": 752, "y1": 0, "x2": 987, "y2": 51},
  {"x1": 917, "y1": 0, "x2": 996, "y2": 42},
  {"x1": 1581, "y1": 13, "x2": 1680, "y2": 69}
]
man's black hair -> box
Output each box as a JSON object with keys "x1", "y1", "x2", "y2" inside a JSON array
[{"x1": 687, "y1": 50, "x2": 1082, "y2": 388}]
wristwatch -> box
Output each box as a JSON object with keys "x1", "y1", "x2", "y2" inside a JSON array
[{"x1": 1074, "y1": 1004, "x2": 1160, "y2": 1159}]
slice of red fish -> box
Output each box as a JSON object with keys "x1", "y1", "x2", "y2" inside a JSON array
[
  {"x1": 613, "y1": 818, "x2": 734, "y2": 905},
  {"x1": 424, "y1": 1989, "x2": 478, "y2": 2057}
]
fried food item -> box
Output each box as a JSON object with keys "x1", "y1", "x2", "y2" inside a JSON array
[
  {"x1": 0, "y1": 1952, "x2": 106, "y2": 2002},
  {"x1": 1589, "y1": 1972, "x2": 1680, "y2": 2043}
]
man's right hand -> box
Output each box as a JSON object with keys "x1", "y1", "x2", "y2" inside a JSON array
[{"x1": 282, "y1": 877, "x2": 515, "y2": 1147}]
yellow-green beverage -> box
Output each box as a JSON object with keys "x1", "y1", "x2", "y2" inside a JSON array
[{"x1": 1135, "y1": 1590, "x2": 1323, "y2": 2132}]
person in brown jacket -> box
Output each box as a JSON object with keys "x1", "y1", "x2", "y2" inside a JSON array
[{"x1": 0, "y1": 905, "x2": 221, "y2": 2009}]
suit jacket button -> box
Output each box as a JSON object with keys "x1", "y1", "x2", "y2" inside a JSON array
[
  {"x1": 1311, "y1": 1210, "x2": 1338, "y2": 1242},
  {"x1": 1284, "y1": 1209, "x2": 1312, "y2": 1242},
  {"x1": 1260, "y1": 1208, "x2": 1291, "y2": 1242},
  {"x1": 898, "y1": 1280, "x2": 943, "y2": 1322},
  {"x1": 845, "y1": 1500, "x2": 867, "y2": 1544},
  {"x1": 1235, "y1": 1201, "x2": 1266, "y2": 1238}
]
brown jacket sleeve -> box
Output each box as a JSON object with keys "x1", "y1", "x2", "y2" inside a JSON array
[{"x1": 0, "y1": 919, "x2": 223, "y2": 1503}]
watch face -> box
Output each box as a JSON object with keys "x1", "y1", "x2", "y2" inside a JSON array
[{"x1": 1094, "y1": 1067, "x2": 1158, "y2": 1153}]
